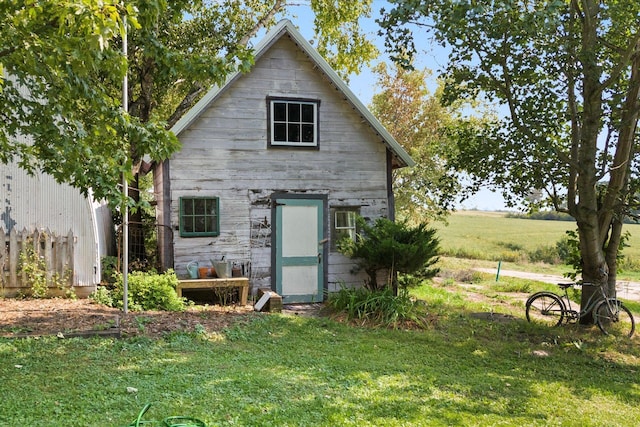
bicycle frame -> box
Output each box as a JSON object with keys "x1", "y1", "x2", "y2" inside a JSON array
[
  {"x1": 526, "y1": 281, "x2": 635, "y2": 337},
  {"x1": 559, "y1": 282, "x2": 607, "y2": 323}
]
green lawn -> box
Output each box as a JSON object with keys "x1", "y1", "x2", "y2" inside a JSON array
[{"x1": 1, "y1": 283, "x2": 639, "y2": 426}]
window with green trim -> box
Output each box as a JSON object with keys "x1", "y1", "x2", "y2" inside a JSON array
[{"x1": 179, "y1": 197, "x2": 220, "y2": 237}]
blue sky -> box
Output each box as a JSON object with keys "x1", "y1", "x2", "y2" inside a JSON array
[{"x1": 283, "y1": 2, "x2": 511, "y2": 211}]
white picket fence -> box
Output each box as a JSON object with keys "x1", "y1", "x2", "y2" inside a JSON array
[{"x1": 0, "y1": 228, "x2": 74, "y2": 289}]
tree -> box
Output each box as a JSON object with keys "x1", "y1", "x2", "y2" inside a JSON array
[
  {"x1": 379, "y1": 1, "x2": 640, "y2": 320},
  {"x1": 1, "y1": 0, "x2": 378, "y2": 265},
  {"x1": 369, "y1": 62, "x2": 465, "y2": 221},
  {"x1": 127, "y1": 0, "x2": 378, "y2": 134},
  {"x1": 338, "y1": 216, "x2": 440, "y2": 292},
  {"x1": 0, "y1": 0, "x2": 178, "y2": 206}
]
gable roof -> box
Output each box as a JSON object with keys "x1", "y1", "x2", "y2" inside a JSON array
[{"x1": 171, "y1": 19, "x2": 415, "y2": 168}]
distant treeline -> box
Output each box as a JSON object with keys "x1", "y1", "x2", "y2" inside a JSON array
[
  {"x1": 506, "y1": 211, "x2": 640, "y2": 224},
  {"x1": 506, "y1": 212, "x2": 574, "y2": 221}
]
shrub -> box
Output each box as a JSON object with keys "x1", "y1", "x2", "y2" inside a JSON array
[
  {"x1": 557, "y1": 228, "x2": 630, "y2": 279},
  {"x1": 439, "y1": 247, "x2": 486, "y2": 260},
  {"x1": 527, "y1": 244, "x2": 560, "y2": 264},
  {"x1": 338, "y1": 216, "x2": 440, "y2": 291},
  {"x1": 18, "y1": 244, "x2": 74, "y2": 298},
  {"x1": 89, "y1": 286, "x2": 114, "y2": 307},
  {"x1": 110, "y1": 270, "x2": 186, "y2": 311},
  {"x1": 618, "y1": 256, "x2": 640, "y2": 272},
  {"x1": 101, "y1": 256, "x2": 119, "y2": 284},
  {"x1": 19, "y1": 247, "x2": 48, "y2": 298},
  {"x1": 397, "y1": 273, "x2": 426, "y2": 288},
  {"x1": 448, "y1": 269, "x2": 486, "y2": 284},
  {"x1": 506, "y1": 211, "x2": 574, "y2": 221}
]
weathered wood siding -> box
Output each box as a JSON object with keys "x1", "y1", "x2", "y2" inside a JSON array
[{"x1": 171, "y1": 35, "x2": 392, "y2": 292}]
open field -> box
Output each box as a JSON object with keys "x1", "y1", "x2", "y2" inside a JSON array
[{"x1": 435, "y1": 210, "x2": 640, "y2": 269}]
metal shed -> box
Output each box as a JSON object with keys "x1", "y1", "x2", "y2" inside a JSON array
[{"x1": 0, "y1": 158, "x2": 113, "y2": 297}]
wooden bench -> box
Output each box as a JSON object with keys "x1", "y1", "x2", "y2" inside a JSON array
[{"x1": 177, "y1": 277, "x2": 249, "y2": 306}]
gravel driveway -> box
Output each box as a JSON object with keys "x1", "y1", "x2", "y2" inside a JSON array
[{"x1": 476, "y1": 268, "x2": 640, "y2": 303}]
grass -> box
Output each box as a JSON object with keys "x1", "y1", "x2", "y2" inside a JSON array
[
  {"x1": 434, "y1": 211, "x2": 640, "y2": 281},
  {"x1": 3, "y1": 210, "x2": 638, "y2": 425},
  {"x1": 437, "y1": 261, "x2": 640, "y2": 314},
  {"x1": 435, "y1": 211, "x2": 575, "y2": 260},
  {"x1": 1, "y1": 282, "x2": 639, "y2": 426}
]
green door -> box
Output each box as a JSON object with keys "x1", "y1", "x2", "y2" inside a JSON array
[{"x1": 274, "y1": 196, "x2": 325, "y2": 303}]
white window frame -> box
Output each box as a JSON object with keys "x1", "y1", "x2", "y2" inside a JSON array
[
  {"x1": 331, "y1": 208, "x2": 359, "y2": 251},
  {"x1": 268, "y1": 98, "x2": 319, "y2": 147}
]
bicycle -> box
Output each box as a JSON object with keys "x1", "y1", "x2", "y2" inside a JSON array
[{"x1": 525, "y1": 282, "x2": 636, "y2": 338}]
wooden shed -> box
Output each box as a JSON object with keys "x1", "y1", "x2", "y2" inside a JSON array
[{"x1": 154, "y1": 20, "x2": 414, "y2": 303}]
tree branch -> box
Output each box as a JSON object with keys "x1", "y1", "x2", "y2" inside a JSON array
[
  {"x1": 600, "y1": 32, "x2": 640, "y2": 90},
  {"x1": 598, "y1": 40, "x2": 640, "y2": 241},
  {"x1": 166, "y1": 0, "x2": 288, "y2": 129},
  {"x1": 166, "y1": 82, "x2": 204, "y2": 129},
  {"x1": 0, "y1": 46, "x2": 17, "y2": 59},
  {"x1": 239, "y1": 0, "x2": 286, "y2": 47}
]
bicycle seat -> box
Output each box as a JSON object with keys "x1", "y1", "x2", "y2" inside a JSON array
[
  {"x1": 557, "y1": 282, "x2": 596, "y2": 289},
  {"x1": 557, "y1": 283, "x2": 575, "y2": 289}
]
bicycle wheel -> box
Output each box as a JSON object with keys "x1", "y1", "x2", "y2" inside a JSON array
[
  {"x1": 526, "y1": 292, "x2": 565, "y2": 327},
  {"x1": 594, "y1": 299, "x2": 635, "y2": 338}
]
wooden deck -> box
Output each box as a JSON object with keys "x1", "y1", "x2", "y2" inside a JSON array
[{"x1": 177, "y1": 278, "x2": 249, "y2": 306}]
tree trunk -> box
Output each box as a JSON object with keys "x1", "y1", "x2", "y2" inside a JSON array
[
  {"x1": 576, "y1": 0, "x2": 608, "y2": 323},
  {"x1": 580, "y1": 36, "x2": 640, "y2": 322},
  {"x1": 605, "y1": 218, "x2": 624, "y2": 296}
]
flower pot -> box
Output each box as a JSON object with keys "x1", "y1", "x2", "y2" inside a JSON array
[{"x1": 198, "y1": 267, "x2": 209, "y2": 279}]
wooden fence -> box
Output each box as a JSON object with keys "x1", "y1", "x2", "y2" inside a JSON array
[{"x1": 0, "y1": 228, "x2": 74, "y2": 290}]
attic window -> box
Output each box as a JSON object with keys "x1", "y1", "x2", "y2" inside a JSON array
[
  {"x1": 179, "y1": 197, "x2": 220, "y2": 237},
  {"x1": 268, "y1": 97, "x2": 319, "y2": 148}
]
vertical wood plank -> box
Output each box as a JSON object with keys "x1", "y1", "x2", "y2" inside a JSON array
[
  {"x1": 55, "y1": 233, "x2": 64, "y2": 279},
  {"x1": 67, "y1": 229, "x2": 75, "y2": 286},
  {"x1": 33, "y1": 228, "x2": 40, "y2": 255},
  {"x1": 2, "y1": 228, "x2": 77, "y2": 291},
  {"x1": 9, "y1": 228, "x2": 18, "y2": 287},
  {"x1": 44, "y1": 228, "x2": 53, "y2": 286},
  {"x1": 0, "y1": 228, "x2": 6, "y2": 288},
  {"x1": 21, "y1": 228, "x2": 29, "y2": 287}
]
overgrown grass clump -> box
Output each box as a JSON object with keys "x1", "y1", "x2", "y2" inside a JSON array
[{"x1": 327, "y1": 286, "x2": 429, "y2": 328}]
